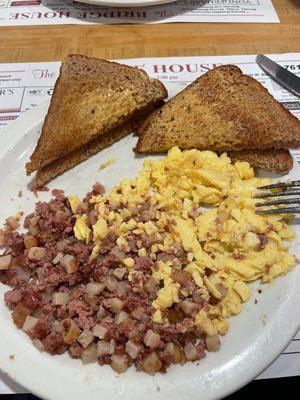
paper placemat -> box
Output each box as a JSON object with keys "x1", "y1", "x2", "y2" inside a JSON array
[
  {"x1": 0, "y1": 53, "x2": 299, "y2": 394},
  {"x1": 0, "y1": 0, "x2": 279, "y2": 26}
]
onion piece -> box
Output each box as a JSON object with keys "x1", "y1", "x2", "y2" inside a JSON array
[
  {"x1": 52, "y1": 252, "x2": 63, "y2": 265},
  {"x1": 125, "y1": 340, "x2": 142, "y2": 359},
  {"x1": 111, "y1": 354, "x2": 129, "y2": 374},
  {"x1": 56, "y1": 240, "x2": 67, "y2": 251},
  {"x1": 23, "y1": 316, "x2": 39, "y2": 332},
  {"x1": 28, "y1": 247, "x2": 45, "y2": 261},
  {"x1": 180, "y1": 300, "x2": 198, "y2": 315},
  {"x1": 61, "y1": 254, "x2": 78, "y2": 274},
  {"x1": 92, "y1": 324, "x2": 108, "y2": 339},
  {"x1": 130, "y1": 305, "x2": 145, "y2": 320},
  {"x1": 105, "y1": 276, "x2": 117, "y2": 291},
  {"x1": 114, "y1": 311, "x2": 129, "y2": 325},
  {"x1": 143, "y1": 329, "x2": 160, "y2": 348},
  {"x1": 28, "y1": 217, "x2": 39, "y2": 235},
  {"x1": 183, "y1": 343, "x2": 201, "y2": 361},
  {"x1": 83, "y1": 294, "x2": 95, "y2": 306},
  {"x1": 53, "y1": 321, "x2": 64, "y2": 334},
  {"x1": 110, "y1": 245, "x2": 125, "y2": 261},
  {"x1": 77, "y1": 330, "x2": 94, "y2": 349},
  {"x1": 96, "y1": 305, "x2": 106, "y2": 320},
  {"x1": 110, "y1": 298, "x2": 124, "y2": 313},
  {"x1": 116, "y1": 281, "x2": 127, "y2": 297},
  {"x1": 33, "y1": 338, "x2": 45, "y2": 352},
  {"x1": 81, "y1": 343, "x2": 98, "y2": 364},
  {"x1": 142, "y1": 352, "x2": 162, "y2": 375},
  {"x1": 0, "y1": 254, "x2": 11, "y2": 270},
  {"x1": 165, "y1": 342, "x2": 175, "y2": 355},
  {"x1": 112, "y1": 267, "x2": 126, "y2": 280},
  {"x1": 97, "y1": 340, "x2": 115, "y2": 357},
  {"x1": 52, "y1": 292, "x2": 69, "y2": 306},
  {"x1": 205, "y1": 334, "x2": 220, "y2": 352},
  {"x1": 144, "y1": 277, "x2": 157, "y2": 293},
  {"x1": 85, "y1": 282, "x2": 105, "y2": 296}
]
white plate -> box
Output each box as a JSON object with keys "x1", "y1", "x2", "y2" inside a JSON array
[
  {"x1": 76, "y1": 0, "x2": 175, "y2": 8},
  {"x1": 0, "y1": 101, "x2": 299, "y2": 400}
]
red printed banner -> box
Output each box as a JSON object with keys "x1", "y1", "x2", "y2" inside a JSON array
[{"x1": 10, "y1": 1, "x2": 41, "y2": 6}]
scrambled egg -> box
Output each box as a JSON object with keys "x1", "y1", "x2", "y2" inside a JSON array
[
  {"x1": 99, "y1": 158, "x2": 115, "y2": 170},
  {"x1": 74, "y1": 215, "x2": 91, "y2": 243},
  {"x1": 69, "y1": 147, "x2": 296, "y2": 337}
]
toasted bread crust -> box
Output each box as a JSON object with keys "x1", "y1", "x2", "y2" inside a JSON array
[
  {"x1": 136, "y1": 65, "x2": 300, "y2": 153},
  {"x1": 27, "y1": 55, "x2": 167, "y2": 174},
  {"x1": 35, "y1": 123, "x2": 131, "y2": 187},
  {"x1": 228, "y1": 149, "x2": 293, "y2": 174}
]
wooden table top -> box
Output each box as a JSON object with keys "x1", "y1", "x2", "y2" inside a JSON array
[{"x1": 0, "y1": 0, "x2": 299, "y2": 63}]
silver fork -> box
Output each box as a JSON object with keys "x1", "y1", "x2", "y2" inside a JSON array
[{"x1": 254, "y1": 180, "x2": 300, "y2": 215}]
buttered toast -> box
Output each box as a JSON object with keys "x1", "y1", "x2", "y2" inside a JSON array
[
  {"x1": 26, "y1": 54, "x2": 167, "y2": 176},
  {"x1": 136, "y1": 65, "x2": 300, "y2": 159}
]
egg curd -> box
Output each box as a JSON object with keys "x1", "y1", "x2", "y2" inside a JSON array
[{"x1": 70, "y1": 147, "x2": 296, "y2": 337}]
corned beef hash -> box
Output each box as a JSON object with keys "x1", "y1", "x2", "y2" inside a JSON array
[{"x1": 0, "y1": 147, "x2": 296, "y2": 374}]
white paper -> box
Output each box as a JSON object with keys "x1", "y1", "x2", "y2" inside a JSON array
[
  {"x1": 0, "y1": 0, "x2": 279, "y2": 26},
  {"x1": 0, "y1": 53, "x2": 299, "y2": 393}
]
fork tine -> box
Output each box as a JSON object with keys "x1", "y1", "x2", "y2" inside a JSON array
[
  {"x1": 254, "y1": 189, "x2": 300, "y2": 198},
  {"x1": 255, "y1": 180, "x2": 300, "y2": 214},
  {"x1": 256, "y1": 206, "x2": 300, "y2": 215},
  {"x1": 258, "y1": 180, "x2": 300, "y2": 190},
  {"x1": 256, "y1": 197, "x2": 300, "y2": 207}
]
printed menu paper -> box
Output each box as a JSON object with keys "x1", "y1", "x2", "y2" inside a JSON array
[
  {"x1": 0, "y1": 53, "x2": 299, "y2": 393},
  {"x1": 0, "y1": 0, "x2": 279, "y2": 26}
]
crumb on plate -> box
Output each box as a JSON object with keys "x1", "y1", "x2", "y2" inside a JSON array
[{"x1": 99, "y1": 158, "x2": 115, "y2": 170}]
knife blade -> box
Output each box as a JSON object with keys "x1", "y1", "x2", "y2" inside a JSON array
[{"x1": 256, "y1": 54, "x2": 300, "y2": 97}]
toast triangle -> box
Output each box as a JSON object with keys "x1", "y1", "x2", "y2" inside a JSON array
[
  {"x1": 228, "y1": 149, "x2": 293, "y2": 174},
  {"x1": 26, "y1": 54, "x2": 167, "y2": 174},
  {"x1": 136, "y1": 65, "x2": 300, "y2": 153}
]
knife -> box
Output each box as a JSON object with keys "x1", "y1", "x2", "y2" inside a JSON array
[{"x1": 256, "y1": 54, "x2": 300, "y2": 97}]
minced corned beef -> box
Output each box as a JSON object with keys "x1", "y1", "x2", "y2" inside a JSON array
[{"x1": 0, "y1": 187, "x2": 218, "y2": 375}]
